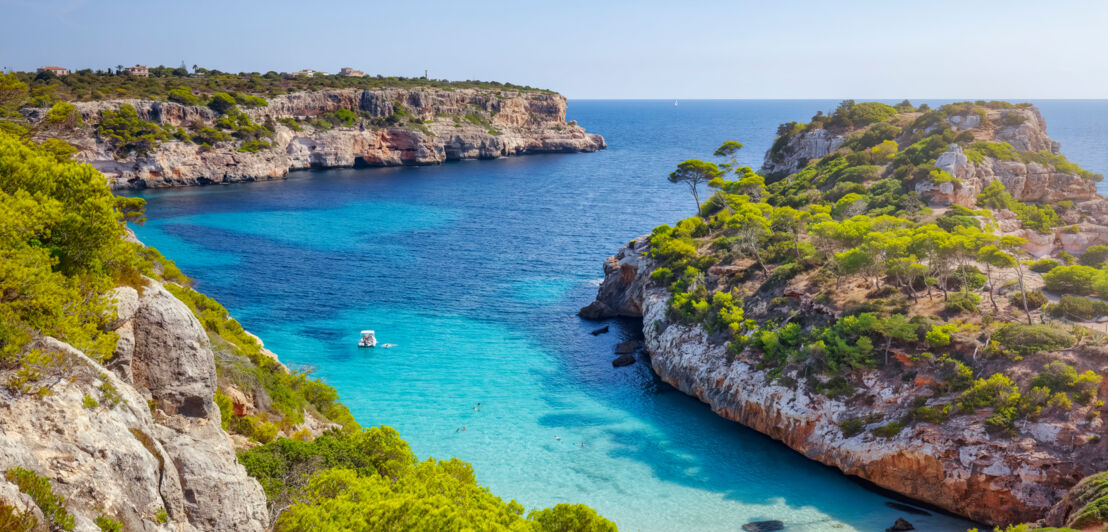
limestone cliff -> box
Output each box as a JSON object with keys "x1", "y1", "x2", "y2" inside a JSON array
[
  {"x1": 24, "y1": 88, "x2": 605, "y2": 189},
  {"x1": 585, "y1": 102, "x2": 1108, "y2": 526},
  {"x1": 0, "y1": 278, "x2": 270, "y2": 531},
  {"x1": 585, "y1": 238, "x2": 1107, "y2": 525}
]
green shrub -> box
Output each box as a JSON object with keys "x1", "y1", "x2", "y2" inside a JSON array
[
  {"x1": 155, "y1": 509, "x2": 168, "y2": 524},
  {"x1": 911, "y1": 405, "x2": 949, "y2": 424},
  {"x1": 0, "y1": 501, "x2": 37, "y2": 532},
  {"x1": 1065, "y1": 471, "x2": 1108, "y2": 529},
  {"x1": 1080, "y1": 245, "x2": 1108, "y2": 267},
  {"x1": 207, "y1": 92, "x2": 237, "y2": 114},
  {"x1": 97, "y1": 103, "x2": 168, "y2": 156},
  {"x1": 1009, "y1": 290, "x2": 1047, "y2": 310},
  {"x1": 44, "y1": 101, "x2": 83, "y2": 128},
  {"x1": 925, "y1": 324, "x2": 957, "y2": 347},
  {"x1": 1033, "y1": 361, "x2": 1102, "y2": 404},
  {"x1": 945, "y1": 292, "x2": 980, "y2": 314},
  {"x1": 956, "y1": 373, "x2": 1019, "y2": 412},
  {"x1": 82, "y1": 394, "x2": 98, "y2": 408},
  {"x1": 528, "y1": 504, "x2": 618, "y2": 532},
  {"x1": 237, "y1": 139, "x2": 271, "y2": 153},
  {"x1": 5, "y1": 468, "x2": 74, "y2": 531},
  {"x1": 95, "y1": 515, "x2": 123, "y2": 532},
  {"x1": 1049, "y1": 295, "x2": 1108, "y2": 321},
  {"x1": 994, "y1": 324, "x2": 1075, "y2": 356},
  {"x1": 278, "y1": 117, "x2": 302, "y2": 131},
  {"x1": 840, "y1": 417, "x2": 864, "y2": 437},
  {"x1": 1029, "y1": 258, "x2": 1061, "y2": 273},
  {"x1": 871, "y1": 421, "x2": 903, "y2": 438},
  {"x1": 1043, "y1": 265, "x2": 1106, "y2": 296},
  {"x1": 167, "y1": 86, "x2": 200, "y2": 106}
]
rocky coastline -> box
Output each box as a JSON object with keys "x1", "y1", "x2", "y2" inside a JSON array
[
  {"x1": 582, "y1": 104, "x2": 1108, "y2": 527},
  {"x1": 24, "y1": 87, "x2": 605, "y2": 189}
]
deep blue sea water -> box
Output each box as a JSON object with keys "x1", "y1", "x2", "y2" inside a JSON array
[{"x1": 128, "y1": 100, "x2": 1108, "y2": 531}]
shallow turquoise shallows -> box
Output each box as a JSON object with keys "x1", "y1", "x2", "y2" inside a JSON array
[{"x1": 129, "y1": 100, "x2": 1108, "y2": 531}]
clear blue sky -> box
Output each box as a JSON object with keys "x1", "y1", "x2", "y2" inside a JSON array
[{"x1": 2, "y1": 0, "x2": 1105, "y2": 99}]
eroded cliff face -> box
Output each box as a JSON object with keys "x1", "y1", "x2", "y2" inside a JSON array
[
  {"x1": 25, "y1": 88, "x2": 605, "y2": 189},
  {"x1": 584, "y1": 239, "x2": 1107, "y2": 526},
  {"x1": 0, "y1": 278, "x2": 269, "y2": 531}
]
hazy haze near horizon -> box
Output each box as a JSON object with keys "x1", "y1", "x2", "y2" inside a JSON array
[{"x1": 2, "y1": 0, "x2": 1105, "y2": 99}]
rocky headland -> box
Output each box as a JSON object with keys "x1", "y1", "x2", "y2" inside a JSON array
[
  {"x1": 584, "y1": 101, "x2": 1108, "y2": 528},
  {"x1": 23, "y1": 87, "x2": 605, "y2": 189}
]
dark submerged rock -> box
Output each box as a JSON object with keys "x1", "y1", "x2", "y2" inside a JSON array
[
  {"x1": 885, "y1": 517, "x2": 914, "y2": 531},
  {"x1": 590, "y1": 325, "x2": 609, "y2": 336},
  {"x1": 742, "y1": 521, "x2": 784, "y2": 532},
  {"x1": 578, "y1": 300, "x2": 614, "y2": 320},
  {"x1": 612, "y1": 354, "x2": 635, "y2": 367}
]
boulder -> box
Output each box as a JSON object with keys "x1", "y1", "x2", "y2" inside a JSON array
[
  {"x1": 614, "y1": 341, "x2": 636, "y2": 354},
  {"x1": 590, "y1": 326, "x2": 609, "y2": 336},
  {"x1": 578, "y1": 300, "x2": 614, "y2": 320},
  {"x1": 612, "y1": 354, "x2": 635, "y2": 367},
  {"x1": 886, "y1": 517, "x2": 915, "y2": 531},
  {"x1": 129, "y1": 282, "x2": 218, "y2": 419}
]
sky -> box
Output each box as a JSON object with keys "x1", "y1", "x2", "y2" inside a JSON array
[{"x1": 2, "y1": 0, "x2": 1106, "y2": 99}]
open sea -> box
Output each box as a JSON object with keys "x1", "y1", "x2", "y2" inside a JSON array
[{"x1": 127, "y1": 100, "x2": 1108, "y2": 531}]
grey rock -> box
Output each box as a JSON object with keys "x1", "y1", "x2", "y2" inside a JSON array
[
  {"x1": 612, "y1": 354, "x2": 636, "y2": 367},
  {"x1": 130, "y1": 281, "x2": 217, "y2": 419}
]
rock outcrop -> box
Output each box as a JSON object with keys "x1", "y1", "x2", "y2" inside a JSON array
[
  {"x1": 25, "y1": 88, "x2": 605, "y2": 189},
  {"x1": 761, "y1": 128, "x2": 845, "y2": 178},
  {"x1": 583, "y1": 239, "x2": 1108, "y2": 525},
  {"x1": 0, "y1": 279, "x2": 269, "y2": 531}
]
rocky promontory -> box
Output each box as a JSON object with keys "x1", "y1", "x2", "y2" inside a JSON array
[
  {"x1": 585, "y1": 101, "x2": 1108, "y2": 527},
  {"x1": 24, "y1": 87, "x2": 605, "y2": 189}
]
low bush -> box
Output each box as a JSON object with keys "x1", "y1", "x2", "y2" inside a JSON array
[
  {"x1": 840, "y1": 417, "x2": 864, "y2": 437},
  {"x1": 1049, "y1": 295, "x2": 1108, "y2": 321},
  {"x1": 1043, "y1": 265, "x2": 1106, "y2": 296},
  {"x1": 993, "y1": 324, "x2": 1075, "y2": 356},
  {"x1": 871, "y1": 421, "x2": 903, "y2": 438},
  {"x1": 1029, "y1": 258, "x2": 1061, "y2": 273},
  {"x1": 167, "y1": 86, "x2": 200, "y2": 106},
  {"x1": 1080, "y1": 245, "x2": 1108, "y2": 268},
  {"x1": 945, "y1": 292, "x2": 980, "y2": 314},
  {"x1": 1009, "y1": 290, "x2": 1048, "y2": 310}
]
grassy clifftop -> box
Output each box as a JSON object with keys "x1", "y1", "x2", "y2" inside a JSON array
[{"x1": 10, "y1": 67, "x2": 553, "y2": 105}]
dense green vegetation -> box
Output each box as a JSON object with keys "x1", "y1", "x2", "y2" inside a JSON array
[
  {"x1": 11, "y1": 67, "x2": 552, "y2": 104},
  {"x1": 653, "y1": 101, "x2": 1108, "y2": 443},
  {"x1": 0, "y1": 127, "x2": 614, "y2": 529},
  {"x1": 239, "y1": 428, "x2": 616, "y2": 531}
]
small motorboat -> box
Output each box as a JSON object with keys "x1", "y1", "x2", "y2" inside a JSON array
[{"x1": 358, "y1": 330, "x2": 377, "y2": 348}]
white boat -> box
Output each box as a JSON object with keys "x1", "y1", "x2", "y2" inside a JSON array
[
  {"x1": 358, "y1": 330, "x2": 377, "y2": 348},
  {"x1": 674, "y1": 100, "x2": 678, "y2": 106}
]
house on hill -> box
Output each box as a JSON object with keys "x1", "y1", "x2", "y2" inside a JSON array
[
  {"x1": 123, "y1": 65, "x2": 149, "y2": 77},
  {"x1": 292, "y1": 69, "x2": 322, "y2": 77},
  {"x1": 36, "y1": 66, "x2": 68, "y2": 76},
  {"x1": 339, "y1": 67, "x2": 365, "y2": 77}
]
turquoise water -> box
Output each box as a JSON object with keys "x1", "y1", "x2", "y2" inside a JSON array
[{"x1": 129, "y1": 100, "x2": 1108, "y2": 531}]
